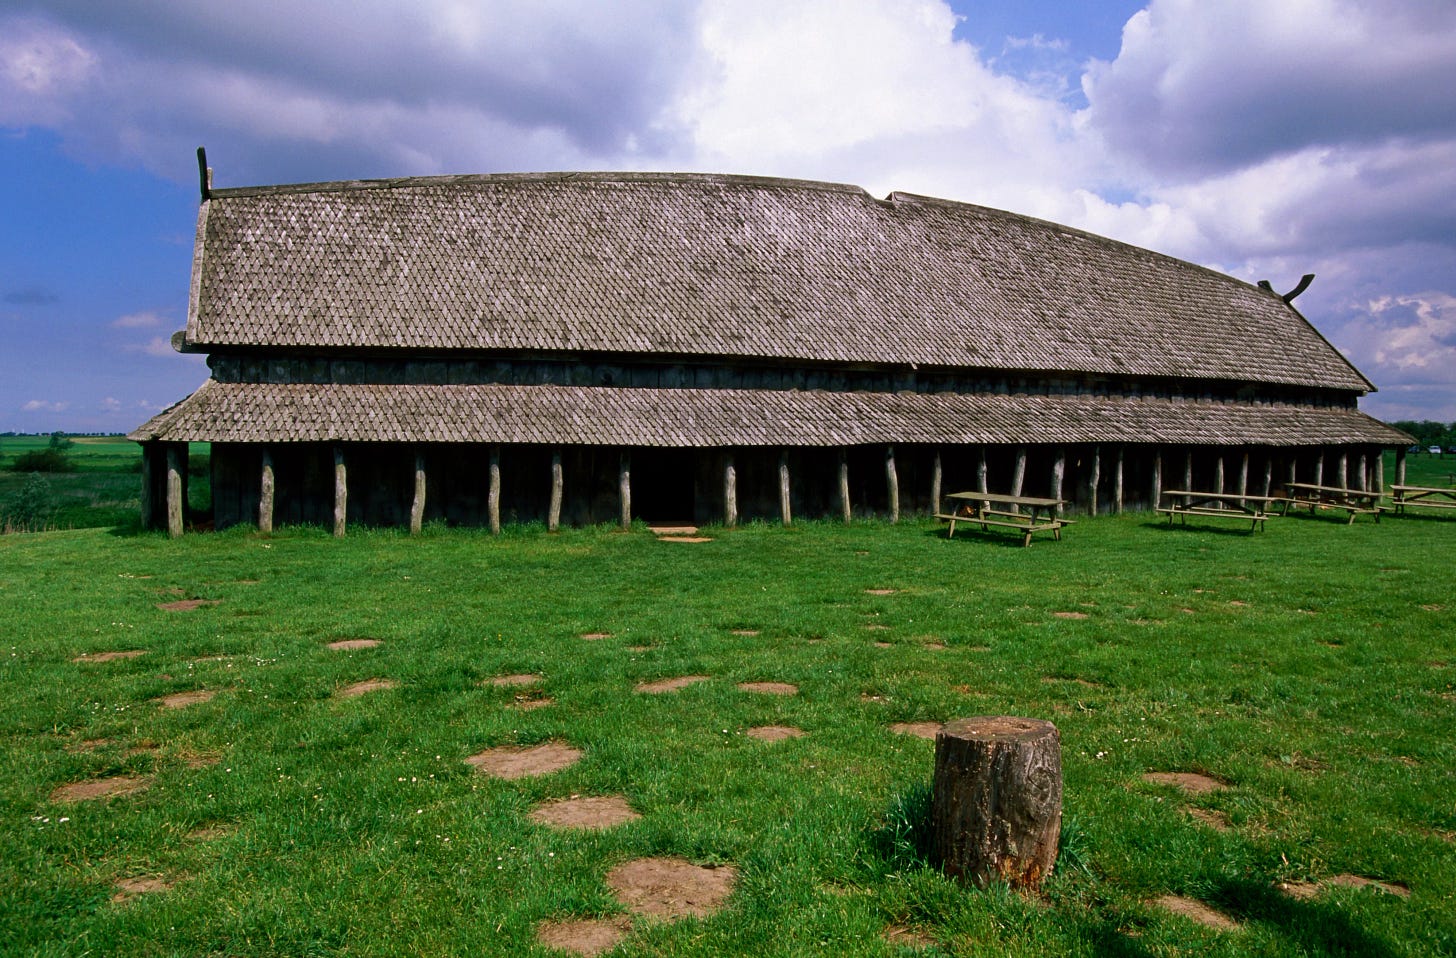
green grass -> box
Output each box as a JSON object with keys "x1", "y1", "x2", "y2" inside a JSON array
[{"x1": 2, "y1": 500, "x2": 1454, "y2": 956}]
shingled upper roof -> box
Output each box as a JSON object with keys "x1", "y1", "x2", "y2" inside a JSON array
[{"x1": 183, "y1": 171, "x2": 1372, "y2": 393}]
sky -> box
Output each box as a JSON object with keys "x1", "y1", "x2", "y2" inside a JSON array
[{"x1": 1, "y1": 0, "x2": 1454, "y2": 435}]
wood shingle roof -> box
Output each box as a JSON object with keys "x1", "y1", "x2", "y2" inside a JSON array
[{"x1": 184, "y1": 172, "x2": 1372, "y2": 393}]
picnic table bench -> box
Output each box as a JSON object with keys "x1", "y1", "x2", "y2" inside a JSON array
[
  {"x1": 1277, "y1": 482, "x2": 1382, "y2": 523},
  {"x1": 1156, "y1": 490, "x2": 1278, "y2": 532},
  {"x1": 935, "y1": 491, "x2": 1067, "y2": 547},
  {"x1": 1389, "y1": 484, "x2": 1456, "y2": 515}
]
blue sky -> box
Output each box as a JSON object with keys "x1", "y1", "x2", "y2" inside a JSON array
[{"x1": 2, "y1": 0, "x2": 1454, "y2": 434}]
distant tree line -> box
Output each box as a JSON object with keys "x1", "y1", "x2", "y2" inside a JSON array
[
  {"x1": 3, "y1": 432, "x2": 77, "y2": 473},
  {"x1": 1389, "y1": 420, "x2": 1456, "y2": 451}
]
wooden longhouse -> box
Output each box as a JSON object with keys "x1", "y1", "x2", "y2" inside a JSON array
[{"x1": 128, "y1": 170, "x2": 1409, "y2": 535}]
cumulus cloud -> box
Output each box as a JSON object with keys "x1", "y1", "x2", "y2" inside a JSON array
[
  {"x1": 22, "y1": 399, "x2": 69, "y2": 412},
  {"x1": 123, "y1": 335, "x2": 179, "y2": 357},
  {"x1": 100, "y1": 396, "x2": 121, "y2": 411}
]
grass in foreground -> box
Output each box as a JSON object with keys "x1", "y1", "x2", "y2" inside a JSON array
[{"x1": 2, "y1": 505, "x2": 1454, "y2": 957}]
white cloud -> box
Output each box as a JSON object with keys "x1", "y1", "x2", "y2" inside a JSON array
[
  {"x1": 111, "y1": 310, "x2": 163, "y2": 328},
  {"x1": 125, "y1": 336, "x2": 176, "y2": 357},
  {"x1": 0, "y1": 16, "x2": 96, "y2": 126},
  {"x1": 100, "y1": 396, "x2": 121, "y2": 411},
  {"x1": 22, "y1": 399, "x2": 70, "y2": 412}
]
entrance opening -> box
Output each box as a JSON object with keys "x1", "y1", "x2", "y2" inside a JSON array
[{"x1": 632, "y1": 449, "x2": 697, "y2": 523}]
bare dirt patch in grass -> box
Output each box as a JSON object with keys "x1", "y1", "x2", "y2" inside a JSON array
[
  {"x1": 1153, "y1": 894, "x2": 1240, "y2": 931},
  {"x1": 1186, "y1": 807, "x2": 1232, "y2": 831},
  {"x1": 51, "y1": 775, "x2": 151, "y2": 803},
  {"x1": 73, "y1": 650, "x2": 146, "y2": 663},
  {"x1": 159, "y1": 690, "x2": 215, "y2": 709},
  {"x1": 465, "y1": 741, "x2": 582, "y2": 780},
  {"x1": 1276, "y1": 880, "x2": 1322, "y2": 901},
  {"x1": 111, "y1": 875, "x2": 175, "y2": 903},
  {"x1": 890, "y1": 722, "x2": 942, "y2": 740},
  {"x1": 487, "y1": 673, "x2": 542, "y2": 688},
  {"x1": 1052, "y1": 611, "x2": 1089, "y2": 620},
  {"x1": 185, "y1": 824, "x2": 232, "y2": 842},
  {"x1": 923, "y1": 641, "x2": 946, "y2": 651},
  {"x1": 1143, "y1": 772, "x2": 1227, "y2": 795},
  {"x1": 747, "y1": 725, "x2": 804, "y2": 742},
  {"x1": 659, "y1": 535, "x2": 713, "y2": 543},
  {"x1": 509, "y1": 693, "x2": 554, "y2": 711},
  {"x1": 156, "y1": 599, "x2": 220, "y2": 612},
  {"x1": 580, "y1": 632, "x2": 612, "y2": 641},
  {"x1": 883, "y1": 925, "x2": 935, "y2": 948},
  {"x1": 607, "y1": 857, "x2": 737, "y2": 920},
  {"x1": 635, "y1": 675, "x2": 708, "y2": 694},
  {"x1": 625, "y1": 645, "x2": 652, "y2": 652},
  {"x1": 730, "y1": 629, "x2": 760, "y2": 636},
  {"x1": 337, "y1": 679, "x2": 397, "y2": 698},
  {"x1": 864, "y1": 624, "x2": 891, "y2": 631},
  {"x1": 535, "y1": 917, "x2": 631, "y2": 956},
  {"x1": 864, "y1": 588, "x2": 897, "y2": 595},
  {"x1": 531, "y1": 795, "x2": 640, "y2": 830},
  {"x1": 873, "y1": 641, "x2": 893, "y2": 648},
  {"x1": 737, "y1": 681, "x2": 797, "y2": 695},
  {"x1": 1329, "y1": 874, "x2": 1410, "y2": 897},
  {"x1": 328, "y1": 638, "x2": 381, "y2": 650}
]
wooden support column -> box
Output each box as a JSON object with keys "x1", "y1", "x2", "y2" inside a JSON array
[
  {"x1": 1261, "y1": 456, "x2": 1273, "y2": 499},
  {"x1": 1354, "y1": 451, "x2": 1367, "y2": 492},
  {"x1": 1336, "y1": 449, "x2": 1349, "y2": 489},
  {"x1": 778, "y1": 449, "x2": 792, "y2": 526},
  {"x1": 1050, "y1": 449, "x2": 1065, "y2": 516},
  {"x1": 332, "y1": 445, "x2": 347, "y2": 538},
  {"x1": 139, "y1": 442, "x2": 156, "y2": 530},
  {"x1": 885, "y1": 445, "x2": 900, "y2": 524},
  {"x1": 1313, "y1": 450, "x2": 1325, "y2": 487},
  {"x1": 1374, "y1": 448, "x2": 1385, "y2": 493},
  {"x1": 1287, "y1": 455, "x2": 1298, "y2": 488},
  {"x1": 548, "y1": 450, "x2": 563, "y2": 532},
  {"x1": 1010, "y1": 446, "x2": 1027, "y2": 514},
  {"x1": 1152, "y1": 449, "x2": 1163, "y2": 510},
  {"x1": 165, "y1": 444, "x2": 185, "y2": 539},
  {"x1": 1182, "y1": 450, "x2": 1193, "y2": 506},
  {"x1": 1088, "y1": 446, "x2": 1101, "y2": 517},
  {"x1": 722, "y1": 453, "x2": 737, "y2": 528},
  {"x1": 1113, "y1": 445, "x2": 1124, "y2": 514},
  {"x1": 1237, "y1": 450, "x2": 1249, "y2": 506},
  {"x1": 837, "y1": 449, "x2": 851, "y2": 523},
  {"x1": 259, "y1": 448, "x2": 275, "y2": 533},
  {"x1": 489, "y1": 445, "x2": 500, "y2": 532},
  {"x1": 930, "y1": 717, "x2": 1062, "y2": 890},
  {"x1": 1214, "y1": 455, "x2": 1226, "y2": 494},
  {"x1": 1396, "y1": 447, "x2": 1407, "y2": 487},
  {"x1": 930, "y1": 451, "x2": 943, "y2": 517},
  {"x1": 619, "y1": 451, "x2": 632, "y2": 531},
  {"x1": 976, "y1": 447, "x2": 988, "y2": 494},
  {"x1": 409, "y1": 452, "x2": 427, "y2": 534}
]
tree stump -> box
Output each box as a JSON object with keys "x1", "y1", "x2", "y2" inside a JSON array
[{"x1": 930, "y1": 716, "x2": 1061, "y2": 889}]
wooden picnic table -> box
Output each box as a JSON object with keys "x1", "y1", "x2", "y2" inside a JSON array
[
  {"x1": 1156, "y1": 490, "x2": 1279, "y2": 532},
  {"x1": 936, "y1": 491, "x2": 1067, "y2": 547},
  {"x1": 1389, "y1": 484, "x2": 1456, "y2": 515},
  {"x1": 1279, "y1": 482, "x2": 1382, "y2": 523}
]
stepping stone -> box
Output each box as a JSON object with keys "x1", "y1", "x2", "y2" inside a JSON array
[
  {"x1": 158, "y1": 690, "x2": 215, "y2": 709},
  {"x1": 635, "y1": 675, "x2": 708, "y2": 694},
  {"x1": 747, "y1": 725, "x2": 803, "y2": 742},
  {"x1": 73, "y1": 650, "x2": 146, "y2": 663},
  {"x1": 1143, "y1": 772, "x2": 1227, "y2": 795},
  {"x1": 890, "y1": 722, "x2": 941, "y2": 740},
  {"x1": 535, "y1": 917, "x2": 631, "y2": 956},
  {"x1": 50, "y1": 775, "x2": 151, "y2": 803},
  {"x1": 531, "y1": 795, "x2": 639, "y2": 830},
  {"x1": 328, "y1": 638, "x2": 381, "y2": 650},
  {"x1": 337, "y1": 679, "x2": 397, "y2": 698},
  {"x1": 737, "y1": 681, "x2": 797, "y2": 695},
  {"x1": 1153, "y1": 894, "x2": 1239, "y2": 931}
]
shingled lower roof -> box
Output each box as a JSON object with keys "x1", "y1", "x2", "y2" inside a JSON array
[
  {"x1": 186, "y1": 172, "x2": 1372, "y2": 393},
  {"x1": 129, "y1": 381, "x2": 1405, "y2": 448}
]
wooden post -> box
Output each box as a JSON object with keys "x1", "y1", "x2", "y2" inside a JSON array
[
  {"x1": 930, "y1": 716, "x2": 1062, "y2": 890},
  {"x1": 1152, "y1": 449, "x2": 1163, "y2": 510},
  {"x1": 976, "y1": 447, "x2": 988, "y2": 494},
  {"x1": 1396, "y1": 447, "x2": 1407, "y2": 487},
  {"x1": 1313, "y1": 450, "x2": 1325, "y2": 488},
  {"x1": 1088, "y1": 445, "x2": 1101, "y2": 517},
  {"x1": 1336, "y1": 449, "x2": 1349, "y2": 490},
  {"x1": 1214, "y1": 455, "x2": 1225, "y2": 495},
  {"x1": 548, "y1": 450, "x2": 563, "y2": 532},
  {"x1": 930, "y1": 451, "x2": 943, "y2": 518},
  {"x1": 1374, "y1": 447, "x2": 1385, "y2": 493},
  {"x1": 1354, "y1": 451, "x2": 1367, "y2": 492},
  {"x1": 1010, "y1": 446, "x2": 1027, "y2": 514},
  {"x1": 1238, "y1": 450, "x2": 1249, "y2": 506},
  {"x1": 723, "y1": 454, "x2": 737, "y2": 528},
  {"x1": 165, "y1": 444, "x2": 185, "y2": 539},
  {"x1": 619, "y1": 451, "x2": 632, "y2": 531},
  {"x1": 778, "y1": 449, "x2": 792, "y2": 526},
  {"x1": 1287, "y1": 455, "x2": 1298, "y2": 488},
  {"x1": 1050, "y1": 449, "x2": 1065, "y2": 517},
  {"x1": 333, "y1": 445, "x2": 347, "y2": 538},
  {"x1": 1113, "y1": 445, "x2": 1124, "y2": 514},
  {"x1": 488, "y1": 445, "x2": 502, "y2": 535},
  {"x1": 837, "y1": 449, "x2": 851, "y2": 523},
  {"x1": 259, "y1": 448, "x2": 275, "y2": 533},
  {"x1": 885, "y1": 445, "x2": 899, "y2": 524},
  {"x1": 1182, "y1": 450, "x2": 1193, "y2": 505},
  {"x1": 1262, "y1": 456, "x2": 1273, "y2": 499},
  {"x1": 410, "y1": 452, "x2": 427, "y2": 534}
]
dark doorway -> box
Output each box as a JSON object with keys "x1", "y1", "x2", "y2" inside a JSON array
[{"x1": 632, "y1": 448, "x2": 697, "y2": 523}]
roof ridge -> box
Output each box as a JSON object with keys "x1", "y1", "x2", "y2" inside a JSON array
[{"x1": 210, "y1": 170, "x2": 872, "y2": 200}]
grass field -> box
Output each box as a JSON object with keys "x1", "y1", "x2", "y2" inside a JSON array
[{"x1": 2, "y1": 466, "x2": 1454, "y2": 956}]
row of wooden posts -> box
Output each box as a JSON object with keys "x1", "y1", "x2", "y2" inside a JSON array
[{"x1": 144, "y1": 441, "x2": 1405, "y2": 537}]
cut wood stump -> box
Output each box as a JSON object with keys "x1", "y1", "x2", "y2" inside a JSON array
[{"x1": 930, "y1": 716, "x2": 1061, "y2": 889}]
